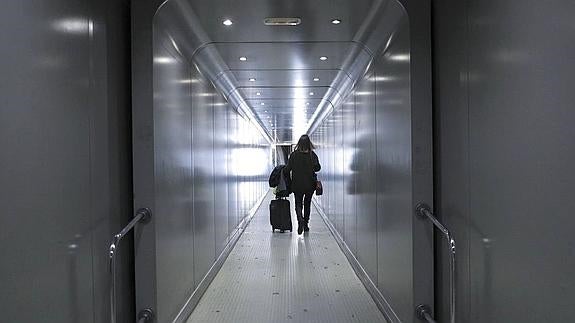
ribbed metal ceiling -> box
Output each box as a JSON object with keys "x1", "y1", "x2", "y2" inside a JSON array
[{"x1": 155, "y1": 0, "x2": 400, "y2": 143}]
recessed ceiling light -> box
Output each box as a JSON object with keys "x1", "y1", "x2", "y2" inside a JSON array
[
  {"x1": 264, "y1": 110, "x2": 268, "y2": 112},
  {"x1": 313, "y1": 77, "x2": 320, "y2": 82},
  {"x1": 264, "y1": 17, "x2": 302, "y2": 26},
  {"x1": 309, "y1": 92, "x2": 314, "y2": 96},
  {"x1": 223, "y1": 19, "x2": 233, "y2": 26},
  {"x1": 249, "y1": 78, "x2": 256, "y2": 82},
  {"x1": 256, "y1": 92, "x2": 261, "y2": 96},
  {"x1": 389, "y1": 54, "x2": 410, "y2": 62},
  {"x1": 154, "y1": 57, "x2": 175, "y2": 64},
  {"x1": 331, "y1": 19, "x2": 342, "y2": 25},
  {"x1": 306, "y1": 102, "x2": 310, "y2": 105},
  {"x1": 261, "y1": 102, "x2": 265, "y2": 105},
  {"x1": 239, "y1": 56, "x2": 247, "y2": 61},
  {"x1": 320, "y1": 56, "x2": 328, "y2": 61}
]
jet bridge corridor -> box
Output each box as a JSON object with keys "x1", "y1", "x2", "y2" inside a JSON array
[
  {"x1": 4, "y1": 0, "x2": 573, "y2": 322},
  {"x1": 132, "y1": 0, "x2": 432, "y2": 322}
]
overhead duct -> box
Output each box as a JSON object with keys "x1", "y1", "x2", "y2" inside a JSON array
[
  {"x1": 305, "y1": 0, "x2": 406, "y2": 135},
  {"x1": 154, "y1": 0, "x2": 274, "y2": 143}
]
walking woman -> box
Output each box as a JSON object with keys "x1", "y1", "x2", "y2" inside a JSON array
[{"x1": 284, "y1": 135, "x2": 321, "y2": 234}]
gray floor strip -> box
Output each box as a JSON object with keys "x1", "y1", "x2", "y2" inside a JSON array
[{"x1": 185, "y1": 193, "x2": 387, "y2": 323}]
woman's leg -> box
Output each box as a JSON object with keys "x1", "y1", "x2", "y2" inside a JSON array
[
  {"x1": 303, "y1": 191, "x2": 313, "y2": 231},
  {"x1": 294, "y1": 191, "x2": 305, "y2": 234},
  {"x1": 294, "y1": 191, "x2": 304, "y2": 225}
]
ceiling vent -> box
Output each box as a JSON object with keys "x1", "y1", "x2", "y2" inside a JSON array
[{"x1": 263, "y1": 17, "x2": 301, "y2": 26}]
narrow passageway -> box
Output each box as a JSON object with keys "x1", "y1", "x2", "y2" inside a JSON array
[{"x1": 186, "y1": 192, "x2": 386, "y2": 323}]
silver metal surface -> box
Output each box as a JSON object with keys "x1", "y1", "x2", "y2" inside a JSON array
[
  {"x1": 415, "y1": 204, "x2": 455, "y2": 323},
  {"x1": 134, "y1": 1, "x2": 433, "y2": 321},
  {"x1": 416, "y1": 305, "x2": 436, "y2": 323},
  {"x1": 138, "y1": 308, "x2": 155, "y2": 323},
  {"x1": 309, "y1": 3, "x2": 434, "y2": 320},
  {"x1": 1, "y1": 0, "x2": 133, "y2": 322},
  {"x1": 313, "y1": 199, "x2": 400, "y2": 322},
  {"x1": 186, "y1": 194, "x2": 387, "y2": 323},
  {"x1": 173, "y1": 192, "x2": 269, "y2": 323},
  {"x1": 132, "y1": 11, "x2": 273, "y2": 319},
  {"x1": 110, "y1": 208, "x2": 152, "y2": 323},
  {"x1": 154, "y1": 0, "x2": 410, "y2": 143},
  {"x1": 433, "y1": 1, "x2": 575, "y2": 321},
  {"x1": 155, "y1": 0, "x2": 273, "y2": 142}
]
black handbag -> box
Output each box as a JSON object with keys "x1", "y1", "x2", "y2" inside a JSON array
[
  {"x1": 309, "y1": 152, "x2": 323, "y2": 195},
  {"x1": 315, "y1": 179, "x2": 323, "y2": 196}
]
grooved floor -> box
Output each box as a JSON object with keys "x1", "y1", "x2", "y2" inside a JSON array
[{"x1": 186, "y1": 192, "x2": 387, "y2": 323}]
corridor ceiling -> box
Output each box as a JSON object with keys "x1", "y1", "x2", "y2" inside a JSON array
[{"x1": 156, "y1": 0, "x2": 400, "y2": 143}]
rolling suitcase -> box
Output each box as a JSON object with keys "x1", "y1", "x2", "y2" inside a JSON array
[{"x1": 270, "y1": 197, "x2": 292, "y2": 232}]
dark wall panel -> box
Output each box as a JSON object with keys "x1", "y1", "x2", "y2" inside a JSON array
[
  {"x1": 434, "y1": 0, "x2": 575, "y2": 321},
  {"x1": 0, "y1": 0, "x2": 133, "y2": 322}
]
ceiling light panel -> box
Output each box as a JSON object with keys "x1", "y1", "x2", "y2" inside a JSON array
[
  {"x1": 240, "y1": 88, "x2": 330, "y2": 102},
  {"x1": 190, "y1": 1, "x2": 375, "y2": 43},
  {"x1": 230, "y1": 70, "x2": 340, "y2": 88},
  {"x1": 263, "y1": 17, "x2": 301, "y2": 26},
  {"x1": 212, "y1": 42, "x2": 352, "y2": 70}
]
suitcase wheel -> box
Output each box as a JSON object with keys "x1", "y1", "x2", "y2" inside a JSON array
[{"x1": 280, "y1": 229, "x2": 285, "y2": 233}]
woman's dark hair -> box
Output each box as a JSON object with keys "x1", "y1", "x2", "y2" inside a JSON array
[{"x1": 295, "y1": 134, "x2": 315, "y2": 152}]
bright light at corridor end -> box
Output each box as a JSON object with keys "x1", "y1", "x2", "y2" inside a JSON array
[
  {"x1": 222, "y1": 19, "x2": 233, "y2": 26},
  {"x1": 320, "y1": 56, "x2": 328, "y2": 61},
  {"x1": 331, "y1": 19, "x2": 342, "y2": 25}
]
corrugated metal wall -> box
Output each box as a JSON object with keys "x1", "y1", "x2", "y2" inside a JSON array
[
  {"x1": 310, "y1": 16, "x2": 419, "y2": 321},
  {"x1": 151, "y1": 34, "x2": 272, "y2": 322}
]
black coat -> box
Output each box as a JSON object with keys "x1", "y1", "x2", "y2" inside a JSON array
[{"x1": 284, "y1": 150, "x2": 321, "y2": 193}]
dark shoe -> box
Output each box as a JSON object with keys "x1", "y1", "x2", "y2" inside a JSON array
[
  {"x1": 298, "y1": 224, "x2": 303, "y2": 235},
  {"x1": 304, "y1": 224, "x2": 309, "y2": 232}
]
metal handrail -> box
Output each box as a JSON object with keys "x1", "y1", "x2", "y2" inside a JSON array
[
  {"x1": 109, "y1": 208, "x2": 152, "y2": 323},
  {"x1": 415, "y1": 203, "x2": 456, "y2": 323},
  {"x1": 416, "y1": 305, "x2": 437, "y2": 323}
]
